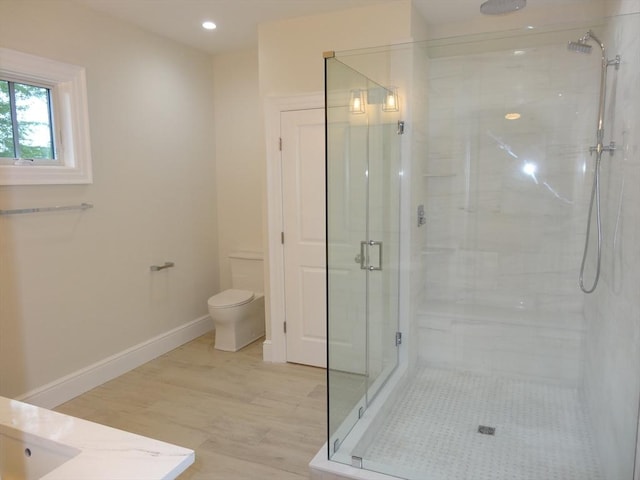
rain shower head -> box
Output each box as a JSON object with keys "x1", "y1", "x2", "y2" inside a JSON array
[
  {"x1": 567, "y1": 30, "x2": 604, "y2": 54},
  {"x1": 480, "y1": 0, "x2": 526, "y2": 15},
  {"x1": 567, "y1": 40, "x2": 593, "y2": 54}
]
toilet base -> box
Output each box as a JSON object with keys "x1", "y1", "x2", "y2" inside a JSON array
[
  {"x1": 214, "y1": 331, "x2": 264, "y2": 352},
  {"x1": 213, "y1": 295, "x2": 265, "y2": 352}
]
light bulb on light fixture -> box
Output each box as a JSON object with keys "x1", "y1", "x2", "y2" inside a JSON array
[
  {"x1": 202, "y1": 21, "x2": 217, "y2": 30},
  {"x1": 382, "y1": 86, "x2": 399, "y2": 112},
  {"x1": 505, "y1": 112, "x2": 521, "y2": 120},
  {"x1": 350, "y1": 89, "x2": 366, "y2": 114}
]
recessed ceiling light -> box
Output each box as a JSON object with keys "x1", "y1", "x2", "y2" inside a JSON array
[
  {"x1": 202, "y1": 21, "x2": 217, "y2": 30},
  {"x1": 505, "y1": 112, "x2": 521, "y2": 120}
]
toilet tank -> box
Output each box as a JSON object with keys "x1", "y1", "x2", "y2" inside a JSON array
[{"x1": 229, "y1": 252, "x2": 264, "y2": 293}]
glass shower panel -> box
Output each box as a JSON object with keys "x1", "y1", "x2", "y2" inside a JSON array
[
  {"x1": 326, "y1": 56, "x2": 401, "y2": 463},
  {"x1": 365, "y1": 120, "x2": 401, "y2": 402},
  {"x1": 326, "y1": 57, "x2": 369, "y2": 457}
]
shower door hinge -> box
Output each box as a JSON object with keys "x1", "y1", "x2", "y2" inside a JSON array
[
  {"x1": 397, "y1": 120, "x2": 405, "y2": 135},
  {"x1": 395, "y1": 331, "x2": 402, "y2": 346}
]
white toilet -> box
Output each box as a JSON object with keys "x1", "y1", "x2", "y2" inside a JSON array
[{"x1": 207, "y1": 252, "x2": 265, "y2": 352}]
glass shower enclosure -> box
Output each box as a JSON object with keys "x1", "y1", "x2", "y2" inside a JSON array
[{"x1": 323, "y1": 11, "x2": 640, "y2": 480}]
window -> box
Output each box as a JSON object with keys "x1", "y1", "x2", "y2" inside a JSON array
[
  {"x1": 0, "y1": 80, "x2": 55, "y2": 162},
  {"x1": 0, "y1": 48, "x2": 92, "y2": 185}
]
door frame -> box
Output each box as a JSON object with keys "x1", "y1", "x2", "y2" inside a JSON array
[{"x1": 263, "y1": 92, "x2": 324, "y2": 363}]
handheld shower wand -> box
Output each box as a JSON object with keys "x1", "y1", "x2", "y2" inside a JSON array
[{"x1": 568, "y1": 31, "x2": 620, "y2": 294}]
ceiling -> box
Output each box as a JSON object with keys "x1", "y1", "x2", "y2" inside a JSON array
[{"x1": 73, "y1": 0, "x2": 600, "y2": 55}]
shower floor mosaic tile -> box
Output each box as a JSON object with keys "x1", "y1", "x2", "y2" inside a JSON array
[{"x1": 360, "y1": 367, "x2": 603, "y2": 480}]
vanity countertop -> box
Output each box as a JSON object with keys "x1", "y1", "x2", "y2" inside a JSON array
[{"x1": 0, "y1": 396, "x2": 194, "y2": 480}]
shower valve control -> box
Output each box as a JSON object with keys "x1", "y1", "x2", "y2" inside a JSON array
[{"x1": 589, "y1": 141, "x2": 616, "y2": 156}]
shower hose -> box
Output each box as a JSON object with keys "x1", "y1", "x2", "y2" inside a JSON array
[{"x1": 579, "y1": 153, "x2": 603, "y2": 294}]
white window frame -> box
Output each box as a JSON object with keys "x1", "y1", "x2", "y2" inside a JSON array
[{"x1": 0, "y1": 48, "x2": 92, "y2": 185}]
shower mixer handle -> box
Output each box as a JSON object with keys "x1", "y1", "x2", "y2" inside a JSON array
[
  {"x1": 608, "y1": 55, "x2": 621, "y2": 69},
  {"x1": 589, "y1": 141, "x2": 616, "y2": 156}
]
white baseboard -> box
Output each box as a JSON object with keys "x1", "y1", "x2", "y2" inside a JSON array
[
  {"x1": 19, "y1": 316, "x2": 214, "y2": 409},
  {"x1": 262, "y1": 339, "x2": 273, "y2": 362}
]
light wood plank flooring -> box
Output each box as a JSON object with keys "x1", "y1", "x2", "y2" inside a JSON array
[{"x1": 55, "y1": 332, "x2": 326, "y2": 479}]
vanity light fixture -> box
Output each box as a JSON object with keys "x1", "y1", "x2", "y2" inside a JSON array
[
  {"x1": 382, "y1": 86, "x2": 399, "y2": 112},
  {"x1": 350, "y1": 89, "x2": 366, "y2": 114}
]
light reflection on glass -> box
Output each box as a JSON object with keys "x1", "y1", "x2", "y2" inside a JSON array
[{"x1": 523, "y1": 162, "x2": 538, "y2": 184}]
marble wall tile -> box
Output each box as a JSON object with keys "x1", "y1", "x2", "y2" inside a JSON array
[
  {"x1": 418, "y1": 31, "x2": 599, "y2": 384},
  {"x1": 581, "y1": 10, "x2": 640, "y2": 480},
  {"x1": 417, "y1": 309, "x2": 583, "y2": 385}
]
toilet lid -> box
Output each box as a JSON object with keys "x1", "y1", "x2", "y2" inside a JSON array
[{"x1": 208, "y1": 289, "x2": 255, "y2": 308}]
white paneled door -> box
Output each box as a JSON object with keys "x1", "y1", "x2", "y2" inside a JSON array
[{"x1": 281, "y1": 108, "x2": 327, "y2": 368}]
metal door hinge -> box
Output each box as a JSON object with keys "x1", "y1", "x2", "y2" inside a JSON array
[
  {"x1": 395, "y1": 331, "x2": 402, "y2": 346},
  {"x1": 284, "y1": 321, "x2": 287, "y2": 334},
  {"x1": 397, "y1": 120, "x2": 405, "y2": 135},
  {"x1": 417, "y1": 204, "x2": 426, "y2": 227},
  {"x1": 279, "y1": 137, "x2": 282, "y2": 151},
  {"x1": 281, "y1": 232, "x2": 284, "y2": 244}
]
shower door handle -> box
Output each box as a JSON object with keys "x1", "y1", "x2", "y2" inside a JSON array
[
  {"x1": 369, "y1": 240, "x2": 383, "y2": 271},
  {"x1": 359, "y1": 240, "x2": 383, "y2": 271}
]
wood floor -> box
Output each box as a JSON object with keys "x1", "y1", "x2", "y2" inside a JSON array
[{"x1": 55, "y1": 332, "x2": 327, "y2": 479}]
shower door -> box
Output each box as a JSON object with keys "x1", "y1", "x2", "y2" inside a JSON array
[{"x1": 325, "y1": 56, "x2": 401, "y2": 461}]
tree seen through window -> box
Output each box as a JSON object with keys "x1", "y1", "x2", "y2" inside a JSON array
[{"x1": 0, "y1": 80, "x2": 55, "y2": 160}]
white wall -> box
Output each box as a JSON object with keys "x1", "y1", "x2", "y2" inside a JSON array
[
  {"x1": 258, "y1": 1, "x2": 413, "y2": 97},
  {"x1": 212, "y1": 49, "x2": 265, "y2": 291},
  {"x1": 0, "y1": 0, "x2": 218, "y2": 401}
]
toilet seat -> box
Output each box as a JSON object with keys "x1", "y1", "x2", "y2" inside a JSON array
[{"x1": 208, "y1": 289, "x2": 255, "y2": 308}]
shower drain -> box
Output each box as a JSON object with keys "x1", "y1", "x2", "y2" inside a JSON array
[{"x1": 478, "y1": 425, "x2": 496, "y2": 435}]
